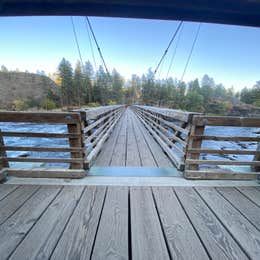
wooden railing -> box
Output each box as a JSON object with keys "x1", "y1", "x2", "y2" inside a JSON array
[
  {"x1": 132, "y1": 105, "x2": 200, "y2": 170},
  {"x1": 184, "y1": 115, "x2": 260, "y2": 179},
  {"x1": 80, "y1": 105, "x2": 124, "y2": 168},
  {"x1": 0, "y1": 105, "x2": 124, "y2": 179}
]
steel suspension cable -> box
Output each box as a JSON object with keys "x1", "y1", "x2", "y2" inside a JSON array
[
  {"x1": 166, "y1": 23, "x2": 184, "y2": 80},
  {"x1": 86, "y1": 16, "x2": 110, "y2": 76},
  {"x1": 154, "y1": 21, "x2": 183, "y2": 76},
  {"x1": 180, "y1": 23, "x2": 202, "y2": 82},
  {"x1": 84, "y1": 18, "x2": 97, "y2": 71}
]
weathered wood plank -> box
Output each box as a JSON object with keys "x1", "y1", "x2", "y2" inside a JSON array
[
  {"x1": 130, "y1": 187, "x2": 170, "y2": 260},
  {"x1": 152, "y1": 187, "x2": 209, "y2": 260},
  {"x1": 188, "y1": 148, "x2": 260, "y2": 155},
  {"x1": 196, "y1": 187, "x2": 260, "y2": 259},
  {"x1": 131, "y1": 111, "x2": 157, "y2": 166},
  {"x1": 51, "y1": 186, "x2": 106, "y2": 260},
  {"x1": 236, "y1": 187, "x2": 260, "y2": 207},
  {"x1": 186, "y1": 159, "x2": 260, "y2": 165},
  {"x1": 0, "y1": 132, "x2": 80, "y2": 138},
  {"x1": 193, "y1": 115, "x2": 260, "y2": 127},
  {"x1": 0, "y1": 185, "x2": 18, "y2": 201},
  {"x1": 110, "y1": 111, "x2": 128, "y2": 166},
  {"x1": 216, "y1": 187, "x2": 260, "y2": 230},
  {"x1": 92, "y1": 187, "x2": 128, "y2": 260},
  {"x1": 190, "y1": 135, "x2": 260, "y2": 142},
  {"x1": 7, "y1": 168, "x2": 86, "y2": 179},
  {"x1": 126, "y1": 111, "x2": 141, "y2": 166},
  {"x1": 0, "y1": 186, "x2": 61, "y2": 260},
  {"x1": 9, "y1": 186, "x2": 84, "y2": 260},
  {"x1": 94, "y1": 115, "x2": 124, "y2": 166},
  {"x1": 0, "y1": 185, "x2": 40, "y2": 225},
  {"x1": 0, "y1": 111, "x2": 81, "y2": 123},
  {"x1": 134, "y1": 112, "x2": 173, "y2": 167},
  {"x1": 175, "y1": 187, "x2": 248, "y2": 260}
]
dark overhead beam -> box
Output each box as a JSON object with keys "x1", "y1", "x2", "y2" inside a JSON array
[{"x1": 0, "y1": 1, "x2": 260, "y2": 27}]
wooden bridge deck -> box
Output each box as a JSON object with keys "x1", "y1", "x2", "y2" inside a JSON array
[
  {"x1": 0, "y1": 184, "x2": 259, "y2": 260},
  {"x1": 94, "y1": 108, "x2": 173, "y2": 167}
]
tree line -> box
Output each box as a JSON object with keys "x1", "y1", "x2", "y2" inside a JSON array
[{"x1": 1, "y1": 60, "x2": 260, "y2": 114}]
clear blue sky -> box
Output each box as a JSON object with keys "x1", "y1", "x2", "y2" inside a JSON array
[{"x1": 0, "y1": 16, "x2": 259, "y2": 90}]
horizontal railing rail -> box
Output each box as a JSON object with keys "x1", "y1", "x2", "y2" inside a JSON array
[
  {"x1": 81, "y1": 105, "x2": 125, "y2": 168},
  {"x1": 185, "y1": 115, "x2": 260, "y2": 179},
  {"x1": 0, "y1": 105, "x2": 125, "y2": 179},
  {"x1": 132, "y1": 105, "x2": 200, "y2": 170}
]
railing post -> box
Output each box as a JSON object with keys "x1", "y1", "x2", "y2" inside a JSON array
[
  {"x1": 67, "y1": 112, "x2": 86, "y2": 170},
  {"x1": 184, "y1": 116, "x2": 205, "y2": 178},
  {"x1": 0, "y1": 130, "x2": 8, "y2": 181}
]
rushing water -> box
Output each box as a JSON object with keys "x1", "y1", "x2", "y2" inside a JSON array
[{"x1": 0, "y1": 122, "x2": 260, "y2": 171}]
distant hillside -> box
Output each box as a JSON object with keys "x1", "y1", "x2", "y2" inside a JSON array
[{"x1": 0, "y1": 72, "x2": 59, "y2": 109}]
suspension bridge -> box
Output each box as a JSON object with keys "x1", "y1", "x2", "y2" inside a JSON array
[{"x1": 1, "y1": 1, "x2": 260, "y2": 259}]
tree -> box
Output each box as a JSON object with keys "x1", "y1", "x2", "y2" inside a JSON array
[
  {"x1": 1, "y1": 65, "x2": 8, "y2": 72},
  {"x1": 73, "y1": 61, "x2": 84, "y2": 106},
  {"x1": 58, "y1": 58, "x2": 73, "y2": 107},
  {"x1": 184, "y1": 91, "x2": 204, "y2": 112},
  {"x1": 111, "y1": 69, "x2": 124, "y2": 104}
]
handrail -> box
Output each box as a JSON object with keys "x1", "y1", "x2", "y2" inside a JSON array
[
  {"x1": 0, "y1": 105, "x2": 125, "y2": 178},
  {"x1": 185, "y1": 115, "x2": 260, "y2": 179},
  {"x1": 132, "y1": 105, "x2": 200, "y2": 170}
]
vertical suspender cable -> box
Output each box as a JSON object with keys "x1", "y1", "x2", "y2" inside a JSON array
[{"x1": 180, "y1": 23, "x2": 202, "y2": 82}]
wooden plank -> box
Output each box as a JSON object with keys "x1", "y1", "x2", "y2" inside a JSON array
[
  {"x1": 110, "y1": 110, "x2": 128, "y2": 166},
  {"x1": 137, "y1": 113, "x2": 183, "y2": 169},
  {"x1": 134, "y1": 112, "x2": 173, "y2": 167},
  {"x1": 68, "y1": 122, "x2": 85, "y2": 169},
  {"x1": 0, "y1": 185, "x2": 40, "y2": 225},
  {"x1": 91, "y1": 187, "x2": 128, "y2": 260},
  {"x1": 130, "y1": 187, "x2": 170, "y2": 260},
  {"x1": 193, "y1": 115, "x2": 260, "y2": 127},
  {"x1": 237, "y1": 187, "x2": 260, "y2": 207},
  {"x1": 9, "y1": 186, "x2": 84, "y2": 260},
  {"x1": 0, "y1": 186, "x2": 61, "y2": 260},
  {"x1": 188, "y1": 148, "x2": 259, "y2": 155},
  {"x1": 7, "y1": 168, "x2": 86, "y2": 178},
  {"x1": 184, "y1": 170, "x2": 259, "y2": 180},
  {"x1": 0, "y1": 185, "x2": 18, "y2": 201},
  {"x1": 186, "y1": 159, "x2": 260, "y2": 165},
  {"x1": 86, "y1": 112, "x2": 122, "y2": 167},
  {"x1": 6, "y1": 157, "x2": 83, "y2": 163},
  {"x1": 94, "y1": 114, "x2": 124, "y2": 166},
  {"x1": 3, "y1": 146, "x2": 84, "y2": 152},
  {"x1": 0, "y1": 111, "x2": 81, "y2": 123},
  {"x1": 0, "y1": 132, "x2": 80, "y2": 138},
  {"x1": 216, "y1": 187, "x2": 260, "y2": 230},
  {"x1": 191, "y1": 135, "x2": 260, "y2": 142},
  {"x1": 196, "y1": 187, "x2": 260, "y2": 259},
  {"x1": 0, "y1": 130, "x2": 9, "y2": 168},
  {"x1": 175, "y1": 187, "x2": 248, "y2": 260},
  {"x1": 152, "y1": 187, "x2": 209, "y2": 260},
  {"x1": 51, "y1": 186, "x2": 106, "y2": 260},
  {"x1": 126, "y1": 111, "x2": 141, "y2": 166},
  {"x1": 131, "y1": 110, "x2": 157, "y2": 166}
]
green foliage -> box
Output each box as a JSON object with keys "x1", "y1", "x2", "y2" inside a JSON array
[
  {"x1": 185, "y1": 91, "x2": 204, "y2": 112},
  {"x1": 87, "y1": 102, "x2": 100, "y2": 107},
  {"x1": 40, "y1": 98, "x2": 57, "y2": 110},
  {"x1": 12, "y1": 99, "x2": 29, "y2": 111}
]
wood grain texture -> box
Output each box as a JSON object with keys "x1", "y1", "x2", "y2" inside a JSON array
[
  {"x1": 126, "y1": 111, "x2": 141, "y2": 166},
  {"x1": 91, "y1": 187, "x2": 128, "y2": 260},
  {"x1": 0, "y1": 186, "x2": 61, "y2": 260},
  {"x1": 237, "y1": 187, "x2": 260, "y2": 207},
  {"x1": 51, "y1": 186, "x2": 106, "y2": 260},
  {"x1": 152, "y1": 187, "x2": 209, "y2": 260},
  {"x1": 94, "y1": 115, "x2": 124, "y2": 166},
  {"x1": 9, "y1": 186, "x2": 84, "y2": 260},
  {"x1": 175, "y1": 187, "x2": 248, "y2": 260},
  {"x1": 0, "y1": 185, "x2": 18, "y2": 201},
  {"x1": 196, "y1": 187, "x2": 260, "y2": 259},
  {"x1": 0, "y1": 185, "x2": 39, "y2": 225},
  {"x1": 130, "y1": 187, "x2": 170, "y2": 260},
  {"x1": 216, "y1": 187, "x2": 260, "y2": 230}
]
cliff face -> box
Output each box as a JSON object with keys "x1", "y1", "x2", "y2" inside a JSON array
[{"x1": 0, "y1": 72, "x2": 59, "y2": 109}]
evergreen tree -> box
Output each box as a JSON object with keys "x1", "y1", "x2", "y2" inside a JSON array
[{"x1": 58, "y1": 58, "x2": 73, "y2": 107}]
